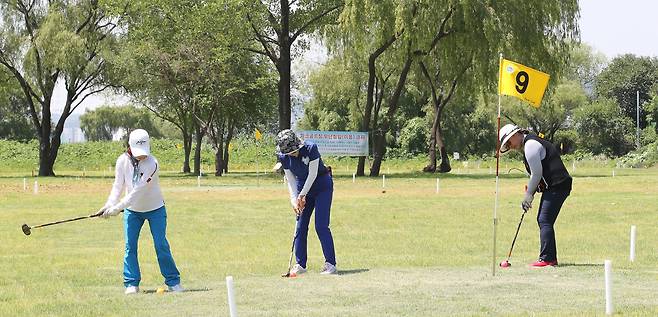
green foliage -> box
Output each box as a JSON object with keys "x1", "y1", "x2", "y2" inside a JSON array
[
  {"x1": 80, "y1": 105, "x2": 163, "y2": 141},
  {"x1": 397, "y1": 117, "x2": 427, "y2": 155},
  {"x1": 0, "y1": 69, "x2": 33, "y2": 141},
  {"x1": 573, "y1": 99, "x2": 635, "y2": 156},
  {"x1": 595, "y1": 54, "x2": 658, "y2": 129}
]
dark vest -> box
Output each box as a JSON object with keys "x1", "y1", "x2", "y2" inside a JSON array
[{"x1": 523, "y1": 134, "x2": 572, "y2": 192}]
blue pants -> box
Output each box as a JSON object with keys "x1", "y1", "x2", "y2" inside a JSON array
[
  {"x1": 537, "y1": 190, "x2": 570, "y2": 262},
  {"x1": 123, "y1": 206, "x2": 180, "y2": 287},
  {"x1": 295, "y1": 175, "x2": 336, "y2": 267}
]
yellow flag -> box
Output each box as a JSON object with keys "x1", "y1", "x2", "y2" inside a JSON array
[
  {"x1": 499, "y1": 59, "x2": 550, "y2": 108},
  {"x1": 254, "y1": 128, "x2": 262, "y2": 141}
]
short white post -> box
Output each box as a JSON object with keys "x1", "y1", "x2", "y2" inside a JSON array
[
  {"x1": 604, "y1": 260, "x2": 613, "y2": 315},
  {"x1": 23, "y1": 178, "x2": 27, "y2": 191},
  {"x1": 33, "y1": 180, "x2": 38, "y2": 194},
  {"x1": 226, "y1": 276, "x2": 238, "y2": 317},
  {"x1": 612, "y1": 169, "x2": 615, "y2": 177},
  {"x1": 435, "y1": 178, "x2": 440, "y2": 194},
  {"x1": 630, "y1": 225, "x2": 636, "y2": 262},
  {"x1": 382, "y1": 175, "x2": 386, "y2": 188},
  {"x1": 197, "y1": 175, "x2": 201, "y2": 188},
  {"x1": 352, "y1": 173, "x2": 355, "y2": 183}
]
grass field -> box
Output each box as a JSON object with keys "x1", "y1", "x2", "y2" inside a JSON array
[{"x1": 1, "y1": 164, "x2": 658, "y2": 316}]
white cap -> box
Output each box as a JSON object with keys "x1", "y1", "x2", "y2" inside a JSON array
[
  {"x1": 499, "y1": 124, "x2": 520, "y2": 154},
  {"x1": 129, "y1": 129, "x2": 150, "y2": 157}
]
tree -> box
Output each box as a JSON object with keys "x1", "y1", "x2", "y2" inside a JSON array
[
  {"x1": 334, "y1": 0, "x2": 579, "y2": 176},
  {"x1": 0, "y1": 0, "x2": 123, "y2": 176},
  {"x1": 80, "y1": 105, "x2": 162, "y2": 141},
  {"x1": 245, "y1": 0, "x2": 343, "y2": 130},
  {"x1": 573, "y1": 99, "x2": 635, "y2": 156},
  {"x1": 595, "y1": 54, "x2": 658, "y2": 129}
]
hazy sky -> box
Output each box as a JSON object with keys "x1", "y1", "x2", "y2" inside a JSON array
[
  {"x1": 579, "y1": 0, "x2": 658, "y2": 58},
  {"x1": 54, "y1": 0, "x2": 658, "y2": 115}
]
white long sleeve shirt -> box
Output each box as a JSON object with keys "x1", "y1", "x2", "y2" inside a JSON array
[
  {"x1": 523, "y1": 136, "x2": 546, "y2": 195},
  {"x1": 105, "y1": 153, "x2": 165, "y2": 212}
]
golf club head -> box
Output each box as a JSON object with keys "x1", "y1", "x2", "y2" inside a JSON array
[
  {"x1": 499, "y1": 260, "x2": 511, "y2": 268},
  {"x1": 21, "y1": 224, "x2": 31, "y2": 236},
  {"x1": 281, "y1": 272, "x2": 291, "y2": 278}
]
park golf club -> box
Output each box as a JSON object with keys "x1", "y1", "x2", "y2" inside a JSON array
[
  {"x1": 499, "y1": 206, "x2": 528, "y2": 268},
  {"x1": 22, "y1": 211, "x2": 122, "y2": 236},
  {"x1": 282, "y1": 215, "x2": 300, "y2": 278}
]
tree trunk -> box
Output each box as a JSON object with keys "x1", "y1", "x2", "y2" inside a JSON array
[
  {"x1": 424, "y1": 108, "x2": 440, "y2": 173},
  {"x1": 278, "y1": 45, "x2": 292, "y2": 130},
  {"x1": 224, "y1": 123, "x2": 234, "y2": 173},
  {"x1": 370, "y1": 56, "x2": 413, "y2": 176},
  {"x1": 436, "y1": 118, "x2": 451, "y2": 173},
  {"x1": 213, "y1": 121, "x2": 226, "y2": 176},
  {"x1": 357, "y1": 34, "x2": 399, "y2": 177},
  {"x1": 182, "y1": 130, "x2": 192, "y2": 173},
  {"x1": 193, "y1": 125, "x2": 203, "y2": 176}
]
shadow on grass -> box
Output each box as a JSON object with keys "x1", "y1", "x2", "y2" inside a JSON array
[
  {"x1": 559, "y1": 263, "x2": 604, "y2": 267},
  {"x1": 142, "y1": 287, "x2": 211, "y2": 294},
  {"x1": 337, "y1": 268, "x2": 370, "y2": 276}
]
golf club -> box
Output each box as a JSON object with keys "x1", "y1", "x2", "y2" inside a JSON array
[
  {"x1": 282, "y1": 215, "x2": 300, "y2": 277},
  {"x1": 22, "y1": 210, "x2": 121, "y2": 236},
  {"x1": 500, "y1": 207, "x2": 528, "y2": 268}
]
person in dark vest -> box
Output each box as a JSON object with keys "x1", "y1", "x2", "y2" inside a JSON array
[{"x1": 499, "y1": 124, "x2": 572, "y2": 267}]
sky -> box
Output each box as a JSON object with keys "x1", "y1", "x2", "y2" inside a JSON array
[
  {"x1": 579, "y1": 0, "x2": 658, "y2": 58},
  {"x1": 54, "y1": 0, "x2": 658, "y2": 116}
]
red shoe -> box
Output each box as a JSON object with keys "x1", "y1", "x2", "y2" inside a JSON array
[{"x1": 531, "y1": 260, "x2": 558, "y2": 267}]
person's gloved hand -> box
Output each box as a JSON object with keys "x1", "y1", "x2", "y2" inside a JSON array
[
  {"x1": 101, "y1": 205, "x2": 122, "y2": 218},
  {"x1": 94, "y1": 203, "x2": 112, "y2": 217},
  {"x1": 521, "y1": 192, "x2": 534, "y2": 211}
]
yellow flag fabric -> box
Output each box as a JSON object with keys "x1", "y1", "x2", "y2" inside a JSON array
[
  {"x1": 499, "y1": 59, "x2": 550, "y2": 108},
  {"x1": 254, "y1": 128, "x2": 262, "y2": 141}
]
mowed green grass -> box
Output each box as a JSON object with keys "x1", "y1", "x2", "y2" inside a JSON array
[{"x1": 1, "y1": 166, "x2": 658, "y2": 316}]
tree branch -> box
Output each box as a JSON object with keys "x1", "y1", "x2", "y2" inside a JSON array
[{"x1": 291, "y1": 4, "x2": 343, "y2": 42}]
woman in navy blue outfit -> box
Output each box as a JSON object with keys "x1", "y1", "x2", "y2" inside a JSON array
[{"x1": 276, "y1": 130, "x2": 337, "y2": 275}]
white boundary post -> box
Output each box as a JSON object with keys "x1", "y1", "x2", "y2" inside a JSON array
[
  {"x1": 382, "y1": 175, "x2": 386, "y2": 188},
  {"x1": 436, "y1": 178, "x2": 440, "y2": 194},
  {"x1": 226, "y1": 276, "x2": 238, "y2": 317},
  {"x1": 630, "y1": 225, "x2": 637, "y2": 262},
  {"x1": 33, "y1": 180, "x2": 38, "y2": 194},
  {"x1": 604, "y1": 260, "x2": 613, "y2": 315}
]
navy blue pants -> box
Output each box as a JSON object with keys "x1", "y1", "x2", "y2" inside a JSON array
[
  {"x1": 295, "y1": 174, "x2": 336, "y2": 267},
  {"x1": 536, "y1": 190, "x2": 570, "y2": 262}
]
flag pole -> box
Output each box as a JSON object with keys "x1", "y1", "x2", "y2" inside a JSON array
[{"x1": 492, "y1": 53, "x2": 503, "y2": 276}]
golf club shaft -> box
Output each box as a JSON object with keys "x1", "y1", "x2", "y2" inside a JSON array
[
  {"x1": 506, "y1": 211, "x2": 527, "y2": 258},
  {"x1": 285, "y1": 216, "x2": 300, "y2": 274},
  {"x1": 32, "y1": 214, "x2": 99, "y2": 229}
]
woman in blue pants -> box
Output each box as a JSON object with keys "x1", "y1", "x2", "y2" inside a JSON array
[
  {"x1": 276, "y1": 129, "x2": 337, "y2": 275},
  {"x1": 95, "y1": 129, "x2": 183, "y2": 294}
]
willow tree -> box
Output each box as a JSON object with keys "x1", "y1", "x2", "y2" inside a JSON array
[
  {"x1": 335, "y1": 0, "x2": 579, "y2": 176},
  {"x1": 0, "y1": 0, "x2": 123, "y2": 176}
]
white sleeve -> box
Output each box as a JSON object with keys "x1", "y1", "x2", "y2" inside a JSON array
[
  {"x1": 299, "y1": 159, "x2": 319, "y2": 196},
  {"x1": 284, "y1": 169, "x2": 298, "y2": 208},
  {"x1": 105, "y1": 156, "x2": 125, "y2": 207},
  {"x1": 112, "y1": 159, "x2": 158, "y2": 211},
  {"x1": 524, "y1": 139, "x2": 546, "y2": 194}
]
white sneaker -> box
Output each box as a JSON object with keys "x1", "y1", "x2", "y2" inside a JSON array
[
  {"x1": 320, "y1": 262, "x2": 337, "y2": 275},
  {"x1": 290, "y1": 264, "x2": 307, "y2": 275},
  {"x1": 168, "y1": 284, "x2": 185, "y2": 292},
  {"x1": 124, "y1": 286, "x2": 139, "y2": 294}
]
